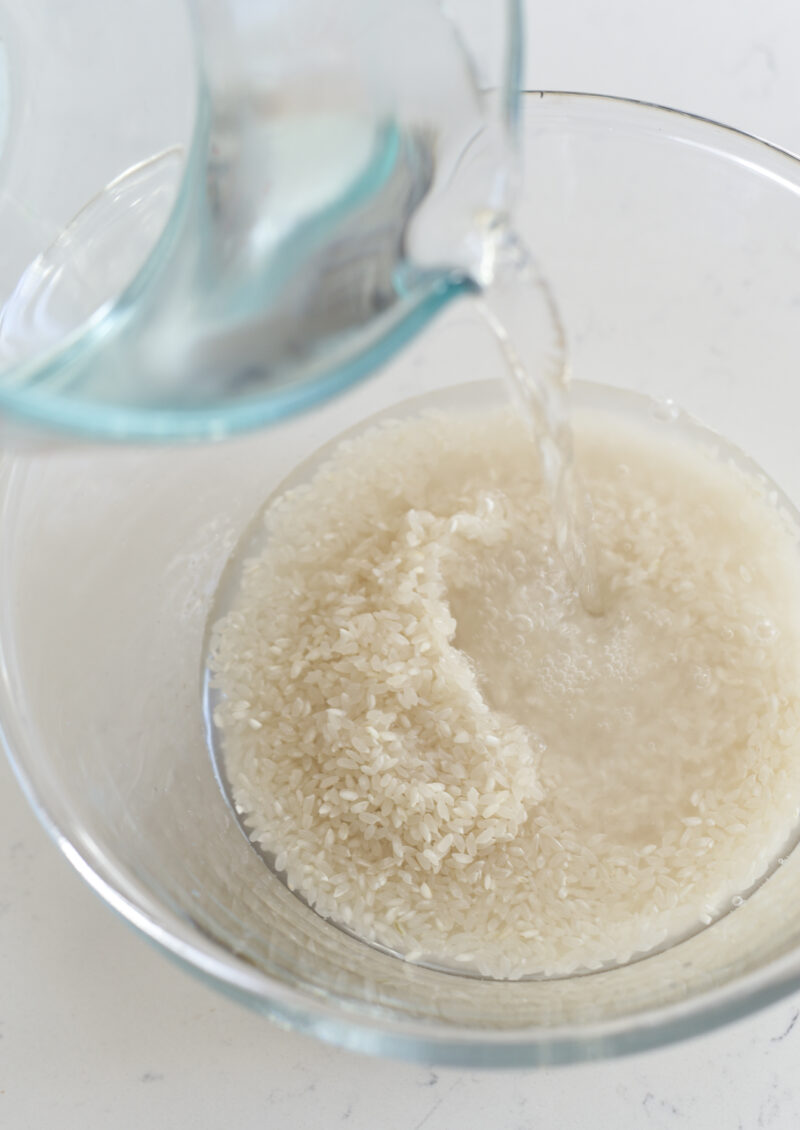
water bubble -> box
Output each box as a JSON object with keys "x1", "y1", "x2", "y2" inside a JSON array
[
  {"x1": 720, "y1": 626, "x2": 735, "y2": 642},
  {"x1": 731, "y1": 895, "x2": 744, "y2": 908},
  {"x1": 651, "y1": 398, "x2": 681, "y2": 423},
  {"x1": 694, "y1": 667, "x2": 711, "y2": 690},
  {"x1": 755, "y1": 619, "x2": 778, "y2": 642}
]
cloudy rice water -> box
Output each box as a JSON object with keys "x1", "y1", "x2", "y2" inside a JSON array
[{"x1": 208, "y1": 401, "x2": 800, "y2": 978}]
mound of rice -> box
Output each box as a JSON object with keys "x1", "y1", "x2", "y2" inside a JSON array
[{"x1": 209, "y1": 407, "x2": 800, "y2": 978}]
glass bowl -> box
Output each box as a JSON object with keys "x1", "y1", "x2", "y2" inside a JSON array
[{"x1": 5, "y1": 93, "x2": 800, "y2": 1066}]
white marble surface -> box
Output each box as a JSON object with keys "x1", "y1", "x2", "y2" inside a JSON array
[
  {"x1": 529, "y1": 0, "x2": 800, "y2": 155},
  {"x1": 5, "y1": 1, "x2": 800, "y2": 1127}
]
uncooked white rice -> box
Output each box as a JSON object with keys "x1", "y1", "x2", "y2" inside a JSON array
[{"x1": 209, "y1": 407, "x2": 800, "y2": 978}]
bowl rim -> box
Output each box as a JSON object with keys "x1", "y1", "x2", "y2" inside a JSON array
[{"x1": 5, "y1": 90, "x2": 800, "y2": 1066}]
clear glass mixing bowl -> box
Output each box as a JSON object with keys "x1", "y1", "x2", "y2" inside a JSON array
[{"x1": 5, "y1": 93, "x2": 800, "y2": 1066}]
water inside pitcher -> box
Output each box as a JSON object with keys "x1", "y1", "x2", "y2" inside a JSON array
[{"x1": 0, "y1": 0, "x2": 521, "y2": 440}]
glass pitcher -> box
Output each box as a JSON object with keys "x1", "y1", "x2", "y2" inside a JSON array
[{"x1": 0, "y1": 0, "x2": 522, "y2": 441}]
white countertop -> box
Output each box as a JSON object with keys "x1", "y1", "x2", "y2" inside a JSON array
[{"x1": 5, "y1": 1, "x2": 800, "y2": 1126}]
